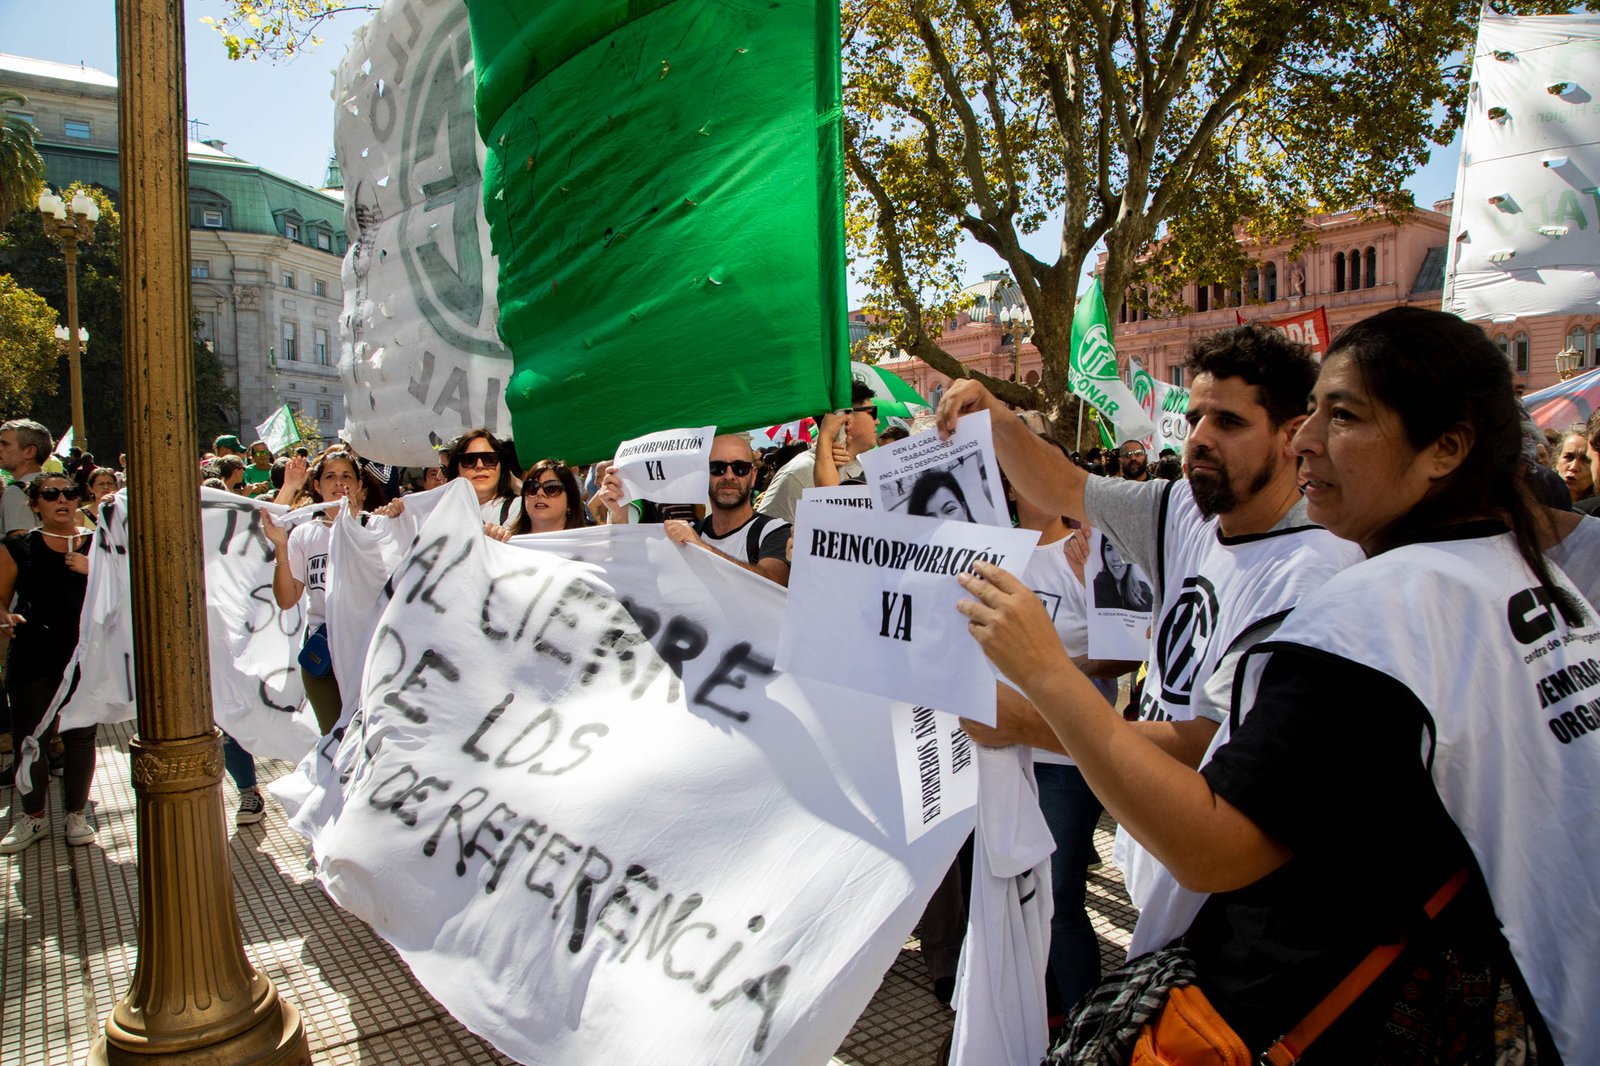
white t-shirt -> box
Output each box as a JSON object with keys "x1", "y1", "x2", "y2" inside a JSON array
[
  {"x1": 287, "y1": 518, "x2": 333, "y2": 630},
  {"x1": 480, "y1": 495, "x2": 523, "y2": 527}
]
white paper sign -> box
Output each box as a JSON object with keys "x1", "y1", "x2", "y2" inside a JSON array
[
  {"x1": 890, "y1": 702, "x2": 978, "y2": 843},
  {"x1": 1084, "y1": 528, "x2": 1154, "y2": 660},
  {"x1": 860, "y1": 410, "x2": 1009, "y2": 527},
  {"x1": 612, "y1": 424, "x2": 715, "y2": 506},
  {"x1": 777, "y1": 501, "x2": 1039, "y2": 724},
  {"x1": 801, "y1": 485, "x2": 875, "y2": 510},
  {"x1": 46, "y1": 491, "x2": 322, "y2": 761},
  {"x1": 282, "y1": 487, "x2": 972, "y2": 1065}
]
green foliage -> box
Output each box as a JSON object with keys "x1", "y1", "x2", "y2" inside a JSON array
[
  {"x1": 0, "y1": 91, "x2": 47, "y2": 231},
  {"x1": 199, "y1": 2, "x2": 376, "y2": 62},
  {"x1": 844, "y1": 0, "x2": 1588, "y2": 415},
  {"x1": 0, "y1": 274, "x2": 60, "y2": 418},
  {"x1": 0, "y1": 183, "x2": 238, "y2": 458}
]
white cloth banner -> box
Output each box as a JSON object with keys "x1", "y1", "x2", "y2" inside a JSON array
[
  {"x1": 777, "y1": 500, "x2": 1038, "y2": 725},
  {"x1": 612, "y1": 424, "x2": 715, "y2": 505},
  {"x1": 1442, "y1": 12, "x2": 1600, "y2": 323},
  {"x1": 1084, "y1": 529, "x2": 1154, "y2": 660},
  {"x1": 333, "y1": 0, "x2": 515, "y2": 465},
  {"x1": 950, "y1": 744, "x2": 1054, "y2": 1066},
  {"x1": 281, "y1": 484, "x2": 973, "y2": 1064},
  {"x1": 45, "y1": 490, "x2": 321, "y2": 761},
  {"x1": 860, "y1": 410, "x2": 1010, "y2": 527},
  {"x1": 890, "y1": 702, "x2": 978, "y2": 843}
]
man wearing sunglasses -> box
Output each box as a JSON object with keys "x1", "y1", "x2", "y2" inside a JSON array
[
  {"x1": 1, "y1": 419, "x2": 54, "y2": 537},
  {"x1": 663, "y1": 435, "x2": 791, "y2": 586},
  {"x1": 755, "y1": 382, "x2": 881, "y2": 524}
]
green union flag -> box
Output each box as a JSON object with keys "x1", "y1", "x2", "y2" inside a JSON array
[
  {"x1": 467, "y1": 0, "x2": 851, "y2": 464},
  {"x1": 1069, "y1": 277, "x2": 1153, "y2": 445}
]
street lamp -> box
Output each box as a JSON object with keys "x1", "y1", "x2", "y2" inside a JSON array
[
  {"x1": 38, "y1": 187, "x2": 100, "y2": 452},
  {"x1": 1557, "y1": 345, "x2": 1583, "y2": 381},
  {"x1": 999, "y1": 303, "x2": 1033, "y2": 382}
]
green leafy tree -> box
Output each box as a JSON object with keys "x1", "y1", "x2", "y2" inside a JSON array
[
  {"x1": 199, "y1": 1, "x2": 376, "y2": 61},
  {"x1": 844, "y1": 0, "x2": 1585, "y2": 414},
  {"x1": 0, "y1": 274, "x2": 61, "y2": 418},
  {"x1": 0, "y1": 183, "x2": 238, "y2": 459},
  {"x1": 0, "y1": 91, "x2": 47, "y2": 230}
]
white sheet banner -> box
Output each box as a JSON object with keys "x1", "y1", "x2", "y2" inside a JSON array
[
  {"x1": 1084, "y1": 529, "x2": 1154, "y2": 660},
  {"x1": 1442, "y1": 12, "x2": 1600, "y2": 323},
  {"x1": 285, "y1": 486, "x2": 972, "y2": 1065},
  {"x1": 890, "y1": 703, "x2": 978, "y2": 843},
  {"x1": 333, "y1": 0, "x2": 515, "y2": 464},
  {"x1": 777, "y1": 500, "x2": 1039, "y2": 724},
  {"x1": 49, "y1": 490, "x2": 321, "y2": 761},
  {"x1": 612, "y1": 424, "x2": 715, "y2": 505},
  {"x1": 860, "y1": 410, "x2": 1009, "y2": 527}
]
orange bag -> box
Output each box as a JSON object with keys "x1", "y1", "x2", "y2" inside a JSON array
[{"x1": 1131, "y1": 984, "x2": 1251, "y2": 1066}]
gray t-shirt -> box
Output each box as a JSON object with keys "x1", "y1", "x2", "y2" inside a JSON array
[{"x1": 1, "y1": 473, "x2": 40, "y2": 536}]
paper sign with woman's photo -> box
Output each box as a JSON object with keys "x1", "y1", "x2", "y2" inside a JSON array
[
  {"x1": 859, "y1": 409, "x2": 1009, "y2": 527},
  {"x1": 1085, "y1": 528, "x2": 1154, "y2": 659}
]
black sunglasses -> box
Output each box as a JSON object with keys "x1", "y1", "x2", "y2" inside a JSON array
[
  {"x1": 523, "y1": 481, "x2": 566, "y2": 498},
  {"x1": 458, "y1": 452, "x2": 500, "y2": 469},
  {"x1": 849, "y1": 404, "x2": 878, "y2": 419},
  {"x1": 709, "y1": 460, "x2": 754, "y2": 477},
  {"x1": 37, "y1": 487, "x2": 82, "y2": 502}
]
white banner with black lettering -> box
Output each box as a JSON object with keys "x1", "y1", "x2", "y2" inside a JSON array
[
  {"x1": 612, "y1": 424, "x2": 715, "y2": 505},
  {"x1": 287, "y1": 483, "x2": 972, "y2": 1064},
  {"x1": 890, "y1": 703, "x2": 977, "y2": 844},
  {"x1": 778, "y1": 501, "x2": 1039, "y2": 724},
  {"x1": 802, "y1": 485, "x2": 875, "y2": 510},
  {"x1": 41, "y1": 490, "x2": 320, "y2": 761},
  {"x1": 1084, "y1": 529, "x2": 1155, "y2": 660}
]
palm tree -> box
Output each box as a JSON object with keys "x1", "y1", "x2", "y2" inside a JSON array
[{"x1": 0, "y1": 91, "x2": 47, "y2": 229}]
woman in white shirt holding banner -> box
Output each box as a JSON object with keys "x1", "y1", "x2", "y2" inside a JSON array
[{"x1": 958, "y1": 307, "x2": 1595, "y2": 1063}]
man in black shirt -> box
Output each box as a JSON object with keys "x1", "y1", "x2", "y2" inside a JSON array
[{"x1": 664, "y1": 434, "x2": 791, "y2": 585}]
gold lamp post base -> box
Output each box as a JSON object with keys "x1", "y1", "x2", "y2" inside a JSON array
[{"x1": 87, "y1": 1000, "x2": 307, "y2": 1066}]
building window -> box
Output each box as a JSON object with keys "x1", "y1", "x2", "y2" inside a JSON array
[
  {"x1": 1169, "y1": 365, "x2": 1186, "y2": 387},
  {"x1": 1263, "y1": 263, "x2": 1278, "y2": 303},
  {"x1": 1365, "y1": 247, "x2": 1378, "y2": 289},
  {"x1": 1592, "y1": 327, "x2": 1600, "y2": 366},
  {"x1": 1195, "y1": 283, "x2": 1209, "y2": 313},
  {"x1": 202, "y1": 208, "x2": 224, "y2": 228},
  {"x1": 286, "y1": 399, "x2": 302, "y2": 413},
  {"x1": 317, "y1": 401, "x2": 333, "y2": 422},
  {"x1": 191, "y1": 259, "x2": 210, "y2": 279},
  {"x1": 1245, "y1": 267, "x2": 1261, "y2": 303},
  {"x1": 1493, "y1": 334, "x2": 1509, "y2": 359},
  {"x1": 1513, "y1": 331, "x2": 1530, "y2": 373},
  {"x1": 316, "y1": 231, "x2": 332, "y2": 251},
  {"x1": 284, "y1": 220, "x2": 300, "y2": 242},
  {"x1": 9, "y1": 111, "x2": 35, "y2": 127},
  {"x1": 281, "y1": 272, "x2": 295, "y2": 289},
  {"x1": 1567, "y1": 326, "x2": 1589, "y2": 367},
  {"x1": 1334, "y1": 252, "x2": 1346, "y2": 293},
  {"x1": 283, "y1": 321, "x2": 298, "y2": 362},
  {"x1": 314, "y1": 327, "x2": 329, "y2": 365},
  {"x1": 313, "y1": 279, "x2": 327, "y2": 298},
  {"x1": 63, "y1": 118, "x2": 91, "y2": 140}
]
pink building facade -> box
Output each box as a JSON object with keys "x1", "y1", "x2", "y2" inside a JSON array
[{"x1": 881, "y1": 199, "x2": 1600, "y2": 401}]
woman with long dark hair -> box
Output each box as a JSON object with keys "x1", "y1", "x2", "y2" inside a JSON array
[
  {"x1": 0, "y1": 474, "x2": 98, "y2": 852},
  {"x1": 960, "y1": 308, "x2": 1593, "y2": 1062},
  {"x1": 507, "y1": 459, "x2": 587, "y2": 535},
  {"x1": 447, "y1": 429, "x2": 521, "y2": 526}
]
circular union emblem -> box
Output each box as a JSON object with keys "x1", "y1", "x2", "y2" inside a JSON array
[{"x1": 1155, "y1": 575, "x2": 1220, "y2": 705}]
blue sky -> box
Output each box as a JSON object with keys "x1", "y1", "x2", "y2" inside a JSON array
[{"x1": 4, "y1": 0, "x2": 1463, "y2": 301}]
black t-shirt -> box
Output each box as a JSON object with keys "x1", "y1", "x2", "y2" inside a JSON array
[
  {"x1": 1186, "y1": 647, "x2": 1540, "y2": 1061},
  {"x1": 4, "y1": 529, "x2": 91, "y2": 686}
]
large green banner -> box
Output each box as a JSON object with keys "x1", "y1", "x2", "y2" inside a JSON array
[{"x1": 467, "y1": 0, "x2": 850, "y2": 464}]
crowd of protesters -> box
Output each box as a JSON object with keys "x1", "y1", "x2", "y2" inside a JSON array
[{"x1": 4, "y1": 303, "x2": 1599, "y2": 1064}]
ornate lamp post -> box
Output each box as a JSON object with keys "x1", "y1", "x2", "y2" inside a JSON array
[
  {"x1": 38, "y1": 188, "x2": 98, "y2": 452},
  {"x1": 87, "y1": 0, "x2": 309, "y2": 1063},
  {"x1": 999, "y1": 303, "x2": 1033, "y2": 383},
  {"x1": 1556, "y1": 345, "x2": 1583, "y2": 382}
]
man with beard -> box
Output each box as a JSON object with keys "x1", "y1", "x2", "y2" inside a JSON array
[
  {"x1": 1117, "y1": 441, "x2": 1151, "y2": 482},
  {"x1": 943, "y1": 325, "x2": 1360, "y2": 768},
  {"x1": 664, "y1": 434, "x2": 792, "y2": 586}
]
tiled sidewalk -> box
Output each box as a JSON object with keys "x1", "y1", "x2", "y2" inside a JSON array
[{"x1": 2, "y1": 722, "x2": 1136, "y2": 1065}]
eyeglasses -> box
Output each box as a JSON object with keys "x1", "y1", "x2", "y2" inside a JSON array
[
  {"x1": 708, "y1": 460, "x2": 754, "y2": 477},
  {"x1": 458, "y1": 452, "x2": 500, "y2": 469},
  {"x1": 523, "y1": 481, "x2": 566, "y2": 498},
  {"x1": 37, "y1": 487, "x2": 82, "y2": 502},
  {"x1": 850, "y1": 404, "x2": 879, "y2": 419}
]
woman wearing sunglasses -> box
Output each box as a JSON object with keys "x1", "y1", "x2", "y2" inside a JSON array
[
  {"x1": 506, "y1": 460, "x2": 588, "y2": 535},
  {"x1": 446, "y1": 429, "x2": 522, "y2": 526},
  {"x1": 0, "y1": 475, "x2": 99, "y2": 853}
]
